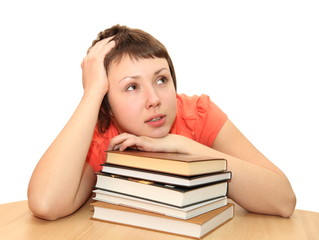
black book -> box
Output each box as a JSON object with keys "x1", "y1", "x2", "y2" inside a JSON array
[
  {"x1": 101, "y1": 163, "x2": 231, "y2": 187},
  {"x1": 95, "y1": 173, "x2": 228, "y2": 207}
]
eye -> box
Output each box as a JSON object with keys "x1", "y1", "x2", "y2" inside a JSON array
[
  {"x1": 126, "y1": 84, "x2": 138, "y2": 91},
  {"x1": 156, "y1": 77, "x2": 167, "y2": 85}
]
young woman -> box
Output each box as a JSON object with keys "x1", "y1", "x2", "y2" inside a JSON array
[{"x1": 28, "y1": 25, "x2": 296, "y2": 220}]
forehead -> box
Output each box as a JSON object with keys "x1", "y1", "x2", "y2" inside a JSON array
[{"x1": 108, "y1": 55, "x2": 169, "y2": 78}]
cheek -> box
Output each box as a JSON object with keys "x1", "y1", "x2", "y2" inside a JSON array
[
  {"x1": 162, "y1": 89, "x2": 176, "y2": 108},
  {"x1": 110, "y1": 98, "x2": 141, "y2": 122}
]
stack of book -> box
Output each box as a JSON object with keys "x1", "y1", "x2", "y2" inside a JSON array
[{"x1": 91, "y1": 150, "x2": 234, "y2": 239}]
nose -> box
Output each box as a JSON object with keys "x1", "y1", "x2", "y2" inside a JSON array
[{"x1": 144, "y1": 85, "x2": 161, "y2": 109}]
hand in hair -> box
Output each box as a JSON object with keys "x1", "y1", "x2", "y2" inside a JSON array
[{"x1": 81, "y1": 37, "x2": 115, "y2": 96}]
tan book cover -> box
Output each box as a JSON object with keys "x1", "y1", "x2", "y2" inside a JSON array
[
  {"x1": 106, "y1": 150, "x2": 227, "y2": 176},
  {"x1": 91, "y1": 201, "x2": 234, "y2": 239}
]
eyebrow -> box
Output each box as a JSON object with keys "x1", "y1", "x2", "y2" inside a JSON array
[{"x1": 119, "y1": 68, "x2": 169, "y2": 83}]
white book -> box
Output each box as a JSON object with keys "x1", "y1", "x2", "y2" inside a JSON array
[
  {"x1": 93, "y1": 189, "x2": 228, "y2": 219},
  {"x1": 101, "y1": 164, "x2": 231, "y2": 187},
  {"x1": 95, "y1": 173, "x2": 228, "y2": 207}
]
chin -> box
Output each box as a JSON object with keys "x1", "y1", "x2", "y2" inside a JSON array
[{"x1": 142, "y1": 128, "x2": 170, "y2": 138}]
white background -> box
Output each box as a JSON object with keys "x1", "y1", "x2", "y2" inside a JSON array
[{"x1": 0, "y1": 0, "x2": 318, "y2": 212}]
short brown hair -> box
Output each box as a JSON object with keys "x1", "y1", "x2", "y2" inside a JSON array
[{"x1": 89, "y1": 25, "x2": 177, "y2": 133}]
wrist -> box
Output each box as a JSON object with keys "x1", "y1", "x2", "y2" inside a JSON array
[
  {"x1": 171, "y1": 135, "x2": 200, "y2": 154},
  {"x1": 173, "y1": 135, "x2": 219, "y2": 156},
  {"x1": 83, "y1": 89, "x2": 107, "y2": 101}
]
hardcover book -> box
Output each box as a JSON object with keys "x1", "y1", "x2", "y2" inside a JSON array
[
  {"x1": 101, "y1": 163, "x2": 231, "y2": 187},
  {"x1": 93, "y1": 189, "x2": 228, "y2": 219},
  {"x1": 91, "y1": 201, "x2": 234, "y2": 239},
  {"x1": 95, "y1": 173, "x2": 228, "y2": 207},
  {"x1": 106, "y1": 150, "x2": 227, "y2": 176}
]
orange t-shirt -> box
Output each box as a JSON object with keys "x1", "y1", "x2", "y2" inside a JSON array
[{"x1": 86, "y1": 94, "x2": 227, "y2": 172}]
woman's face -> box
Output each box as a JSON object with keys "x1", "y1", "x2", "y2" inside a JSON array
[{"x1": 107, "y1": 55, "x2": 177, "y2": 138}]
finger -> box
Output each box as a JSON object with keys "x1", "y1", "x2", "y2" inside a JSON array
[
  {"x1": 111, "y1": 145, "x2": 120, "y2": 151},
  {"x1": 119, "y1": 136, "x2": 154, "y2": 152},
  {"x1": 84, "y1": 40, "x2": 115, "y2": 69},
  {"x1": 82, "y1": 38, "x2": 115, "y2": 70},
  {"x1": 108, "y1": 133, "x2": 135, "y2": 150},
  {"x1": 88, "y1": 37, "x2": 112, "y2": 52},
  {"x1": 93, "y1": 38, "x2": 115, "y2": 55},
  {"x1": 118, "y1": 138, "x2": 139, "y2": 151},
  {"x1": 88, "y1": 37, "x2": 115, "y2": 55}
]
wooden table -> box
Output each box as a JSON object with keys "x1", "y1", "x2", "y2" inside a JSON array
[{"x1": 0, "y1": 200, "x2": 318, "y2": 239}]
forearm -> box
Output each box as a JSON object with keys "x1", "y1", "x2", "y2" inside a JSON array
[
  {"x1": 28, "y1": 92, "x2": 103, "y2": 217},
  {"x1": 108, "y1": 132, "x2": 296, "y2": 217},
  {"x1": 226, "y1": 157, "x2": 295, "y2": 217},
  {"x1": 28, "y1": 38, "x2": 116, "y2": 220},
  {"x1": 175, "y1": 136, "x2": 296, "y2": 217}
]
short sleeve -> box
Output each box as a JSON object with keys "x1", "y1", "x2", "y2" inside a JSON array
[
  {"x1": 171, "y1": 94, "x2": 227, "y2": 147},
  {"x1": 195, "y1": 94, "x2": 228, "y2": 146},
  {"x1": 86, "y1": 124, "x2": 119, "y2": 172},
  {"x1": 86, "y1": 140, "x2": 106, "y2": 172}
]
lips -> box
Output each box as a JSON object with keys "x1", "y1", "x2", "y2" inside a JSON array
[
  {"x1": 145, "y1": 114, "x2": 166, "y2": 127},
  {"x1": 145, "y1": 114, "x2": 165, "y2": 122},
  {"x1": 146, "y1": 116, "x2": 162, "y2": 122}
]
